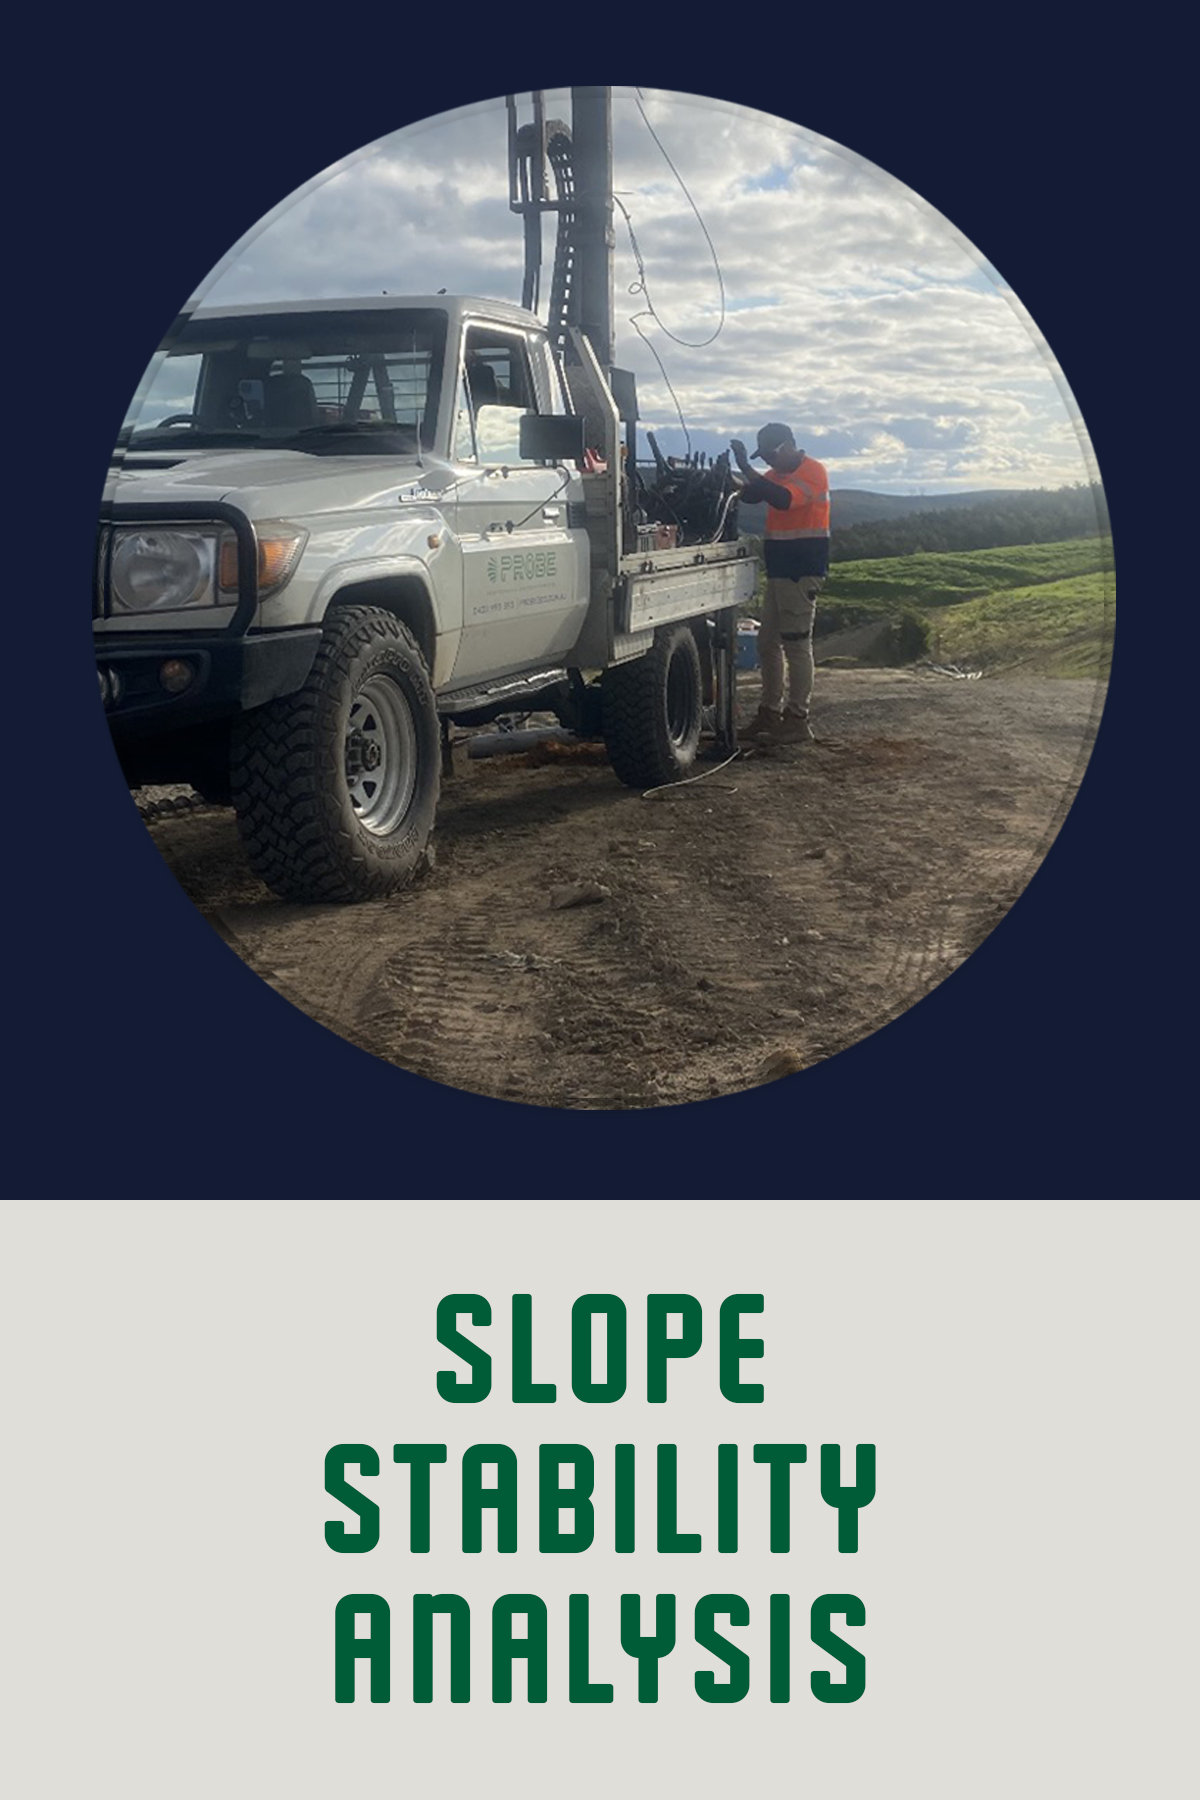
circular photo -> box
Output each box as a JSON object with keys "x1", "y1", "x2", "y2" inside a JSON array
[{"x1": 95, "y1": 88, "x2": 1113, "y2": 1109}]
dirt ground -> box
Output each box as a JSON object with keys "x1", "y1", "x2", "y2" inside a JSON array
[{"x1": 143, "y1": 667, "x2": 1107, "y2": 1109}]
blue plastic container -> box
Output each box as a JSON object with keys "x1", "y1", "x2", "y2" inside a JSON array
[{"x1": 735, "y1": 621, "x2": 760, "y2": 671}]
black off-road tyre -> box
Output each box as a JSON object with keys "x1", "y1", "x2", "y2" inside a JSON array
[
  {"x1": 231, "y1": 605, "x2": 440, "y2": 902},
  {"x1": 602, "y1": 624, "x2": 704, "y2": 788}
]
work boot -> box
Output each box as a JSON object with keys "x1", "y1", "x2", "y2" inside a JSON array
[
  {"x1": 742, "y1": 706, "x2": 781, "y2": 740},
  {"x1": 771, "y1": 712, "x2": 814, "y2": 744}
]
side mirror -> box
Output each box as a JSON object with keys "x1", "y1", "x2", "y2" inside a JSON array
[{"x1": 519, "y1": 412, "x2": 587, "y2": 464}]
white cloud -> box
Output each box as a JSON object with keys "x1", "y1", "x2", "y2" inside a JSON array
[{"x1": 188, "y1": 89, "x2": 1099, "y2": 495}]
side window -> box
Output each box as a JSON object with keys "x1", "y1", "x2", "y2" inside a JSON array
[{"x1": 462, "y1": 330, "x2": 539, "y2": 465}]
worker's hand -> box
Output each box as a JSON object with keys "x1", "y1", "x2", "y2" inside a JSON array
[{"x1": 730, "y1": 438, "x2": 751, "y2": 473}]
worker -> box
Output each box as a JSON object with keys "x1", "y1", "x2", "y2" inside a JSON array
[{"x1": 730, "y1": 423, "x2": 830, "y2": 743}]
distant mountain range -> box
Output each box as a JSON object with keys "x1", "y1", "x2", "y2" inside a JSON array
[{"x1": 737, "y1": 489, "x2": 1016, "y2": 534}]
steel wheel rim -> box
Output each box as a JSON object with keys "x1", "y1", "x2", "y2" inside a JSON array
[{"x1": 345, "y1": 675, "x2": 418, "y2": 835}]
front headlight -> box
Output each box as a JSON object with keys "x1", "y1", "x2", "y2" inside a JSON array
[
  {"x1": 110, "y1": 528, "x2": 218, "y2": 612},
  {"x1": 108, "y1": 520, "x2": 307, "y2": 613}
]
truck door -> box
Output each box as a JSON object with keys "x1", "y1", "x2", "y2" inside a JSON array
[{"x1": 447, "y1": 327, "x2": 588, "y2": 684}]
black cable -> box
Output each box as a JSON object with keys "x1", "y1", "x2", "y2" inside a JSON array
[
  {"x1": 614, "y1": 85, "x2": 732, "y2": 454},
  {"x1": 624, "y1": 301, "x2": 692, "y2": 454},
  {"x1": 630, "y1": 88, "x2": 727, "y2": 350}
]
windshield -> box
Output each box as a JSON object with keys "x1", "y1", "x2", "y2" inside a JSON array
[{"x1": 123, "y1": 308, "x2": 448, "y2": 454}]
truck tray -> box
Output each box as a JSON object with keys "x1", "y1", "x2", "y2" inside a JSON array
[{"x1": 619, "y1": 542, "x2": 757, "y2": 633}]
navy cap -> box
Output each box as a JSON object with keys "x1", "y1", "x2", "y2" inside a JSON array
[{"x1": 751, "y1": 423, "x2": 795, "y2": 460}]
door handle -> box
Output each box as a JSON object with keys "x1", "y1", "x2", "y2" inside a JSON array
[{"x1": 542, "y1": 506, "x2": 561, "y2": 521}]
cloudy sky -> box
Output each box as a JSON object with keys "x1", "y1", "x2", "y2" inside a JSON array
[{"x1": 185, "y1": 88, "x2": 1097, "y2": 496}]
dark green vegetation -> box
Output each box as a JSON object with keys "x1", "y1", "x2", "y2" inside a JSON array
[
  {"x1": 736, "y1": 481, "x2": 1107, "y2": 553},
  {"x1": 830, "y1": 487, "x2": 1015, "y2": 527},
  {"x1": 829, "y1": 482, "x2": 1108, "y2": 561}
]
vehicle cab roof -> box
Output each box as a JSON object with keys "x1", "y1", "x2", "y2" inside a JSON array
[{"x1": 182, "y1": 294, "x2": 545, "y2": 334}]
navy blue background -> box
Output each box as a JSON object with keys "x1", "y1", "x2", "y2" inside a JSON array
[{"x1": 8, "y1": 37, "x2": 1178, "y2": 1199}]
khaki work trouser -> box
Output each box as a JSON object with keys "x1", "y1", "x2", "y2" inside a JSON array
[{"x1": 758, "y1": 574, "x2": 823, "y2": 716}]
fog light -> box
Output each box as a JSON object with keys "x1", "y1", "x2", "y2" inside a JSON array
[{"x1": 159, "y1": 658, "x2": 195, "y2": 695}]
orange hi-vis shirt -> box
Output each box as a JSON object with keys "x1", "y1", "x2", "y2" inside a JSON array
[{"x1": 762, "y1": 455, "x2": 831, "y2": 541}]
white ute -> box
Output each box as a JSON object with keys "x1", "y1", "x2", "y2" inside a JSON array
[{"x1": 96, "y1": 294, "x2": 757, "y2": 901}]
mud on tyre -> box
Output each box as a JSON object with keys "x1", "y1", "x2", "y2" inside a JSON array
[
  {"x1": 602, "y1": 623, "x2": 704, "y2": 789},
  {"x1": 231, "y1": 605, "x2": 440, "y2": 903}
]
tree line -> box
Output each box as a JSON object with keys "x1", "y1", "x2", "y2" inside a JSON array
[{"x1": 829, "y1": 483, "x2": 1109, "y2": 562}]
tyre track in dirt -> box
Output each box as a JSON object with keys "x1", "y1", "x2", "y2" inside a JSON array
[{"x1": 143, "y1": 668, "x2": 1106, "y2": 1108}]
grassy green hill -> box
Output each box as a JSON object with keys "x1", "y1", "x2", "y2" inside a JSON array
[
  {"x1": 928, "y1": 570, "x2": 1113, "y2": 678},
  {"x1": 825, "y1": 539, "x2": 1108, "y2": 608},
  {"x1": 774, "y1": 537, "x2": 1115, "y2": 678}
]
